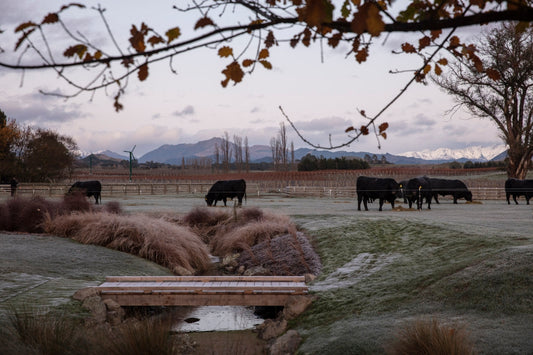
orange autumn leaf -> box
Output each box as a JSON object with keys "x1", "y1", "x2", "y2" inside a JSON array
[
  {"x1": 42, "y1": 13, "x2": 59, "y2": 25},
  {"x1": 259, "y1": 60, "x2": 272, "y2": 69},
  {"x1": 194, "y1": 17, "x2": 215, "y2": 30},
  {"x1": 64, "y1": 44, "x2": 87, "y2": 59},
  {"x1": 486, "y1": 68, "x2": 501, "y2": 81},
  {"x1": 378, "y1": 122, "x2": 388, "y2": 133},
  {"x1": 355, "y1": 47, "x2": 368, "y2": 63},
  {"x1": 258, "y1": 48, "x2": 269, "y2": 59},
  {"x1": 218, "y1": 46, "x2": 233, "y2": 58},
  {"x1": 366, "y1": 3, "x2": 385, "y2": 36},
  {"x1": 242, "y1": 59, "x2": 254, "y2": 67},
  {"x1": 401, "y1": 42, "x2": 416, "y2": 53},
  {"x1": 221, "y1": 61, "x2": 244, "y2": 87},
  {"x1": 138, "y1": 63, "x2": 149, "y2": 81},
  {"x1": 434, "y1": 63, "x2": 442, "y2": 75},
  {"x1": 165, "y1": 27, "x2": 181, "y2": 44},
  {"x1": 360, "y1": 125, "x2": 369, "y2": 135}
]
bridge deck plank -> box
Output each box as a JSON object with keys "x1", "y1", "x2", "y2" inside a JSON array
[{"x1": 95, "y1": 275, "x2": 308, "y2": 306}]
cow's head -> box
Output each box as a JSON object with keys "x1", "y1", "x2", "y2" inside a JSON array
[{"x1": 205, "y1": 195, "x2": 214, "y2": 206}]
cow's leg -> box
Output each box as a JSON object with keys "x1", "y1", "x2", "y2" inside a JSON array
[
  {"x1": 223, "y1": 197, "x2": 227, "y2": 206},
  {"x1": 363, "y1": 197, "x2": 369, "y2": 211},
  {"x1": 357, "y1": 195, "x2": 362, "y2": 211},
  {"x1": 378, "y1": 198, "x2": 384, "y2": 211},
  {"x1": 513, "y1": 195, "x2": 519, "y2": 204},
  {"x1": 237, "y1": 195, "x2": 243, "y2": 206},
  {"x1": 453, "y1": 195, "x2": 458, "y2": 204}
]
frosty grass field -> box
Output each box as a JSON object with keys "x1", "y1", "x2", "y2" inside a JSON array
[{"x1": 1, "y1": 193, "x2": 532, "y2": 354}]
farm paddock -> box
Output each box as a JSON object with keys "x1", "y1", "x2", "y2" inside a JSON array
[{"x1": 1, "y1": 179, "x2": 532, "y2": 353}]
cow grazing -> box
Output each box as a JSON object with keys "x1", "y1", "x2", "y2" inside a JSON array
[
  {"x1": 398, "y1": 179, "x2": 409, "y2": 204},
  {"x1": 68, "y1": 180, "x2": 102, "y2": 204},
  {"x1": 205, "y1": 179, "x2": 247, "y2": 207},
  {"x1": 428, "y1": 178, "x2": 473, "y2": 204},
  {"x1": 404, "y1": 176, "x2": 432, "y2": 210},
  {"x1": 356, "y1": 176, "x2": 400, "y2": 211},
  {"x1": 505, "y1": 178, "x2": 533, "y2": 205}
]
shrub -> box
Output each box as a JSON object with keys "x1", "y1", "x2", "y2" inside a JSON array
[
  {"x1": 238, "y1": 231, "x2": 322, "y2": 276},
  {"x1": 4, "y1": 305, "x2": 84, "y2": 355},
  {"x1": 44, "y1": 212, "x2": 211, "y2": 274},
  {"x1": 61, "y1": 191, "x2": 92, "y2": 213},
  {"x1": 387, "y1": 318, "x2": 475, "y2": 355},
  {"x1": 0, "y1": 197, "x2": 61, "y2": 233},
  {"x1": 210, "y1": 210, "x2": 294, "y2": 255},
  {"x1": 99, "y1": 316, "x2": 177, "y2": 355}
]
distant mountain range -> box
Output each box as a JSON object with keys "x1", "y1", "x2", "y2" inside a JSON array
[{"x1": 82, "y1": 138, "x2": 508, "y2": 165}]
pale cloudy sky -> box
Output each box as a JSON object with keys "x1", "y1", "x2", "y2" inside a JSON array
[{"x1": 0, "y1": 1, "x2": 503, "y2": 157}]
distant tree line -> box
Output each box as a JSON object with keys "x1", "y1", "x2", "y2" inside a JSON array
[
  {"x1": 0, "y1": 109, "x2": 78, "y2": 183},
  {"x1": 298, "y1": 154, "x2": 370, "y2": 171},
  {"x1": 449, "y1": 160, "x2": 507, "y2": 169}
]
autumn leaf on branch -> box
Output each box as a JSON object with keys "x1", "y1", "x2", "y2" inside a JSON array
[
  {"x1": 166, "y1": 27, "x2": 181, "y2": 43},
  {"x1": 221, "y1": 61, "x2": 244, "y2": 87},
  {"x1": 138, "y1": 63, "x2": 149, "y2": 81},
  {"x1": 218, "y1": 46, "x2": 233, "y2": 58},
  {"x1": 129, "y1": 24, "x2": 148, "y2": 53},
  {"x1": 194, "y1": 17, "x2": 215, "y2": 30},
  {"x1": 296, "y1": 0, "x2": 334, "y2": 29},
  {"x1": 485, "y1": 67, "x2": 501, "y2": 80},
  {"x1": 64, "y1": 44, "x2": 88, "y2": 59},
  {"x1": 42, "y1": 13, "x2": 59, "y2": 25}
]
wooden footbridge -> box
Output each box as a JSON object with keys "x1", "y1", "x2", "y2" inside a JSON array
[{"x1": 95, "y1": 275, "x2": 308, "y2": 307}]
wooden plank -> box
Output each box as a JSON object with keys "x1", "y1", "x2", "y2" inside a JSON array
[
  {"x1": 100, "y1": 293, "x2": 298, "y2": 306},
  {"x1": 97, "y1": 282, "x2": 308, "y2": 292},
  {"x1": 104, "y1": 275, "x2": 305, "y2": 283}
]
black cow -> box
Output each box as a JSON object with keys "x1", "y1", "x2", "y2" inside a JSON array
[
  {"x1": 398, "y1": 179, "x2": 409, "y2": 203},
  {"x1": 505, "y1": 178, "x2": 533, "y2": 205},
  {"x1": 68, "y1": 180, "x2": 102, "y2": 204},
  {"x1": 205, "y1": 179, "x2": 247, "y2": 207},
  {"x1": 404, "y1": 176, "x2": 432, "y2": 210},
  {"x1": 428, "y1": 178, "x2": 473, "y2": 204},
  {"x1": 356, "y1": 176, "x2": 399, "y2": 211}
]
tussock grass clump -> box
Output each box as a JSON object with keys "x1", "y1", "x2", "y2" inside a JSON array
[
  {"x1": 0, "y1": 194, "x2": 123, "y2": 233},
  {"x1": 210, "y1": 211, "x2": 293, "y2": 255},
  {"x1": 387, "y1": 318, "x2": 475, "y2": 355},
  {"x1": 238, "y1": 231, "x2": 322, "y2": 276},
  {"x1": 0, "y1": 197, "x2": 62, "y2": 233},
  {"x1": 44, "y1": 212, "x2": 211, "y2": 274},
  {"x1": 2, "y1": 305, "x2": 85, "y2": 355},
  {"x1": 100, "y1": 317, "x2": 177, "y2": 355},
  {"x1": 1, "y1": 306, "x2": 183, "y2": 355},
  {"x1": 179, "y1": 207, "x2": 233, "y2": 242},
  {"x1": 60, "y1": 191, "x2": 92, "y2": 213}
]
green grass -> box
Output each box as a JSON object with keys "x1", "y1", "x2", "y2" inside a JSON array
[{"x1": 292, "y1": 216, "x2": 532, "y2": 354}]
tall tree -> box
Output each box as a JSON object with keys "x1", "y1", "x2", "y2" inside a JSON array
[
  {"x1": 1, "y1": 2, "x2": 533, "y2": 147},
  {"x1": 233, "y1": 134, "x2": 243, "y2": 172},
  {"x1": 244, "y1": 136, "x2": 250, "y2": 173},
  {"x1": 221, "y1": 132, "x2": 231, "y2": 172},
  {"x1": 434, "y1": 23, "x2": 533, "y2": 179},
  {"x1": 0, "y1": 110, "x2": 21, "y2": 181},
  {"x1": 21, "y1": 129, "x2": 78, "y2": 182}
]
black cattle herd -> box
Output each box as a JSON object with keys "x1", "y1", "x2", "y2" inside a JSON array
[{"x1": 63, "y1": 177, "x2": 533, "y2": 210}]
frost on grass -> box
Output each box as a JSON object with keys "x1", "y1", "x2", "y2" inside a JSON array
[{"x1": 311, "y1": 253, "x2": 400, "y2": 292}]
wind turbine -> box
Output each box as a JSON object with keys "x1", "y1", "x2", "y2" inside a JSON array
[{"x1": 124, "y1": 145, "x2": 136, "y2": 182}]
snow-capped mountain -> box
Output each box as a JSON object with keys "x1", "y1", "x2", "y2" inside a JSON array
[{"x1": 398, "y1": 144, "x2": 506, "y2": 162}]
